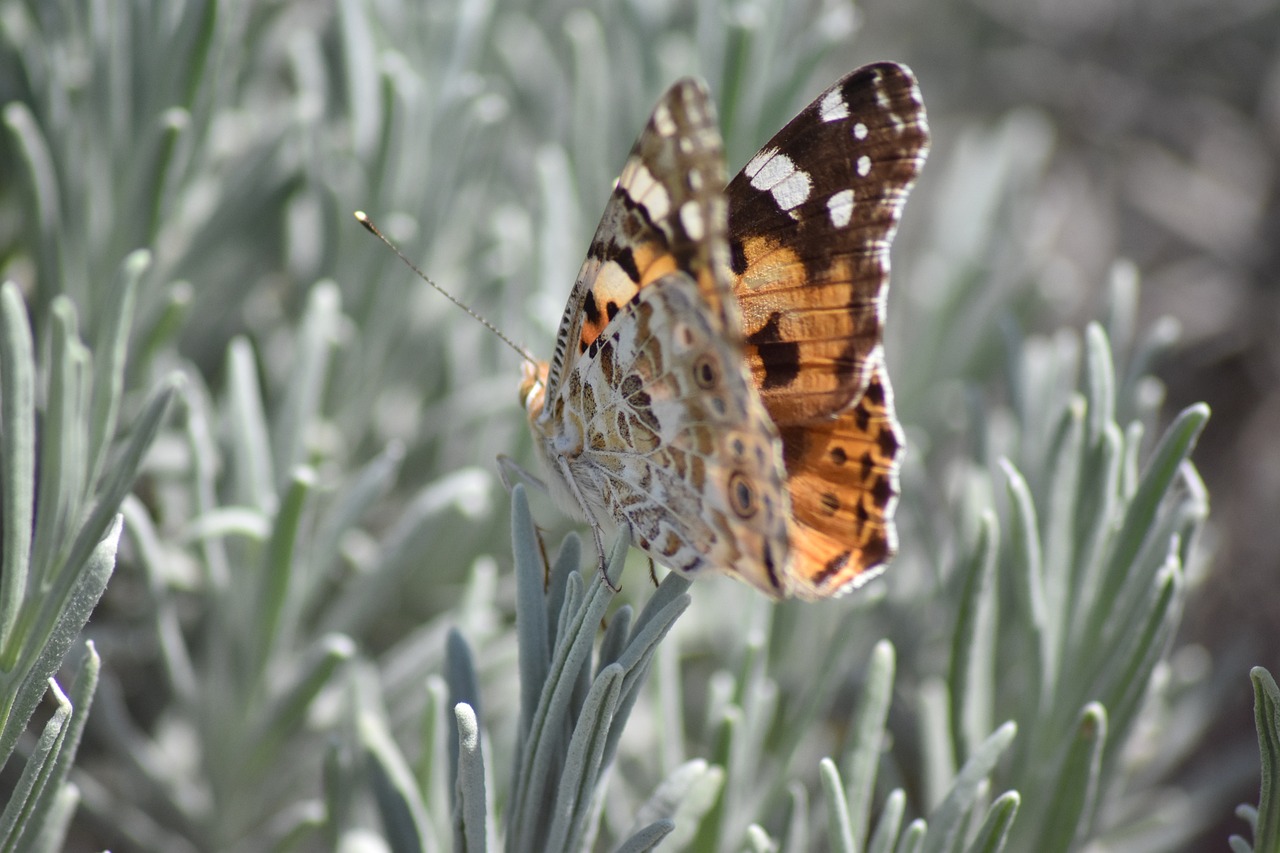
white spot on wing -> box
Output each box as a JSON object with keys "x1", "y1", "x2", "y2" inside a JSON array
[
  {"x1": 827, "y1": 189, "x2": 854, "y2": 228},
  {"x1": 744, "y1": 147, "x2": 777, "y2": 179},
  {"x1": 853, "y1": 122, "x2": 868, "y2": 140},
  {"x1": 653, "y1": 102, "x2": 676, "y2": 136},
  {"x1": 820, "y1": 89, "x2": 849, "y2": 122},
  {"x1": 773, "y1": 171, "x2": 812, "y2": 211},
  {"x1": 680, "y1": 200, "x2": 704, "y2": 240},
  {"x1": 621, "y1": 160, "x2": 670, "y2": 222},
  {"x1": 857, "y1": 155, "x2": 872, "y2": 177},
  {"x1": 748, "y1": 152, "x2": 811, "y2": 211}
]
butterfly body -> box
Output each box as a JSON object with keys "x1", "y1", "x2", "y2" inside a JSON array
[{"x1": 520, "y1": 64, "x2": 928, "y2": 599}]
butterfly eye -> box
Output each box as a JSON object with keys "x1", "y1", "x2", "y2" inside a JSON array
[
  {"x1": 728, "y1": 471, "x2": 757, "y2": 518},
  {"x1": 693, "y1": 355, "x2": 719, "y2": 389}
]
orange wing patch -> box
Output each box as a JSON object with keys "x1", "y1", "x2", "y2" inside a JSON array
[
  {"x1": 735, "y1": 233, "x2": 882, "y2": 426},
  {"x1": 779, "y1": 363, "x2": 902, "y2": 599},
  {"x1": 573, "y1": 238, "x2": 681, "y2": 355}
]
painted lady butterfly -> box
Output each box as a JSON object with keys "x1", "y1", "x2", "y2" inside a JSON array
[{"x1": 518, "y1": 63, "x2": 929, "y2": 599}]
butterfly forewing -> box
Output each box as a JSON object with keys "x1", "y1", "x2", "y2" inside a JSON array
[
  {"x1": 526, "y1": 77, "x2": 794, "y2": 597},
  {"x1": 542, "y1": 78, "x2": 739, "y2": 401},
  {"x1": 726, "y1": 62, "x2": 929, "y2": 426}
]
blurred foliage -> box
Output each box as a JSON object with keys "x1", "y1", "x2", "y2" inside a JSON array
[{"x1": 0, "y1": 0, "x2": 1276, "y2": 850}]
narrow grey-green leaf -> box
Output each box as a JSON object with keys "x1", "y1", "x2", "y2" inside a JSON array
[
  {"x1": 1090, "y1": 404, "x2": 1207, "y2": 637},
  {"x1": 1103, "y1": 561, "x2": 1182, "y2": 741},
  {"x1": 140, "y1": 109, "x2": 191, "y2": 242},
  {"x1": 896, "y1": 818, "x2": 927, "y2": 853},
  {"x1": 0, "y1": 282, "x2": 36, "y2": 657},
  {"x1": 31, "y1": 299, "x2": 89, "y2": 589},
  {"x1": 744, "y1": 823, "x2": 774, "y2": 852},
  {"x1": 58, "y1": 375, "x2": 181, "y2": 617},
  {"x1": 87, "y1": 249, "x2": 147, "y2": 493},
  {"x1": 25, "y1": 643, "x2": 100, "y2": 846},
  {"x1": 453, "y1": 703, "x2": 488, "y2": 853},
  {"x1": 546, "y1": 531, "x2": 583, "y2": 634},
  {"x1": 271, "y1": 282, "x2": 340, "y2": 487},
  {"x1": 41, "y1": 640, "x2": 99, "y2": 809},
  {"x1": 868, "y1": 789, "x2": 907, "y2": 853},
  {"x1": 338, "y1": 0, "x2": 382, "y2": 158},
  {"x1": 1001, "y1": 461, "x2": 1053, "y2": 705},
  {"x1": 922, "y1": 722, "x2": 1017, "y2": 853},
  {"x1": 1036, "y1": 704, "x2": 1105, "y2": 853},
  {"x1": 309, "y1": 441, "x2": 404, "y2": 584},
  {"x1": 2, "y1": 104, "x2": 62, "y2": 292},
  {"x1": 602, "y1": 576, "x2": 690, "y2": 768},
  {"x1": 949, "y1": 512, "x2": 998, "y2": 765},
  {"x1": 0, "y1": 681, "x2": 69, "y2": 850},
  {"x1": 510, "y1": 533, "x2": 623, "y2": 849},
  {"x1": 1066, "y1": 421, "x2": 1121, "y2": 650},
  {"x1": 964, "y1": 792, "x2": 1020, "y2": 853},
  {"x1": 22, "y1": 785, "x2": 78, "y2": 853},
  {"x1": 1040, "y1": 396, "x2": 1083, "y2": 645},
  {"x1": 597, "y1": 604, "x2": 633, "y2": 672},
  {"x1": 1081, "y1": 324, "x2": 1115, "y2": 445},
  {"x1": 512, "y1": 484, "x2": 551, "y2": 742},
  {"x1": 1250, "y1": 667, "x2": 1280, "y2": 850},
  {"x1": 846, "y1": 640, "x2": 896, "y2": 845},
  {"x1": 255, "y1": 635, "x2": 355, "y2": 756},
  {"x1": 253, "y1": 467, "x2": 316, "y2": 679},
  {"x1": 626, "y1": 760, "x2": 723, "y2": 850},
  {"x1": 363, "y1": 710, "x2": 430, "y2": 853},
  {"x1": 446, "y1": 628, "x2": 481, "y2": 805},
  {"x1": 612, "y1": 820, "x2": 675, "y2": 853},
  {"x1": 0, "y1": 517, "x2": 119, "y2": 773},
  {"x1": 545, "y1": 664, "x2": 623, "y2": 852},
  {"x1": 225, "y1": 336, "x2": 277, "y2": 512},
  {"x1": 783, "y1": 781, "x2": 811, "y2": 853},
  {"x1": 820, "y1": 758, "x2": 855, "y2": 853}
]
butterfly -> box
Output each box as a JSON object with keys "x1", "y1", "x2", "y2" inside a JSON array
[{"x1": 517, "y1": 63, "x2": 928, "y2": 599}]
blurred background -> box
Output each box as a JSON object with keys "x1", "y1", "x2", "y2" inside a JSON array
[
  {"x1": 881, "y1": 4, "x2": 1280, "y2": 847},
  {"x1": 0, "y1": 0, "x2": 1275, "y2": 850}
]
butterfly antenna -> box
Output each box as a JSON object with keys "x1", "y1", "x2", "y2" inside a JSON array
[{"x1": 354, "y1": 211, "x2": 536, "y2": 364}]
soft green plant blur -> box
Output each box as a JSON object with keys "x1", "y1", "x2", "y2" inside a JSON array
[{"x1": 0, "y1": 0, "x2": 1276, "y2": 851}]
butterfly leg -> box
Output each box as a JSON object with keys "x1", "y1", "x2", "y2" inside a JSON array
[
  {"x1": 555, "y1": 455, "x2": 621, "y2": 593},
  {"x1": 497, "y1": 454, "x2": 547, "y2": 493}
]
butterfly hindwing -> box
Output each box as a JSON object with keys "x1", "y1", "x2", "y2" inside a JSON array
[
  {"x1": 778, "y1": 356, "x2": 902, "y2": 598},
  {"x1": 562, "y1": 272, "x2": 791, "y2": 595}
]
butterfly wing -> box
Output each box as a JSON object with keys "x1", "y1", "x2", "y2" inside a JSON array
[
  {"x1": 541, "y1": 78, "x2": 740, "y2": 400},
  {"x1": 726, "y1": 62, "x2": 928, "y2": 595},
  {"x1": 779, "y1": 357, "x2": 903, "y2": 598},
  {"x1": 561, "y1": 272, "x2": 792, "y2": 596},
  {"x1": 530, "y1": 78, "x2": 793, "y2": 597},
  {"x1": 727, "y1": 62, "x2": 929, "y2": 425}
]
